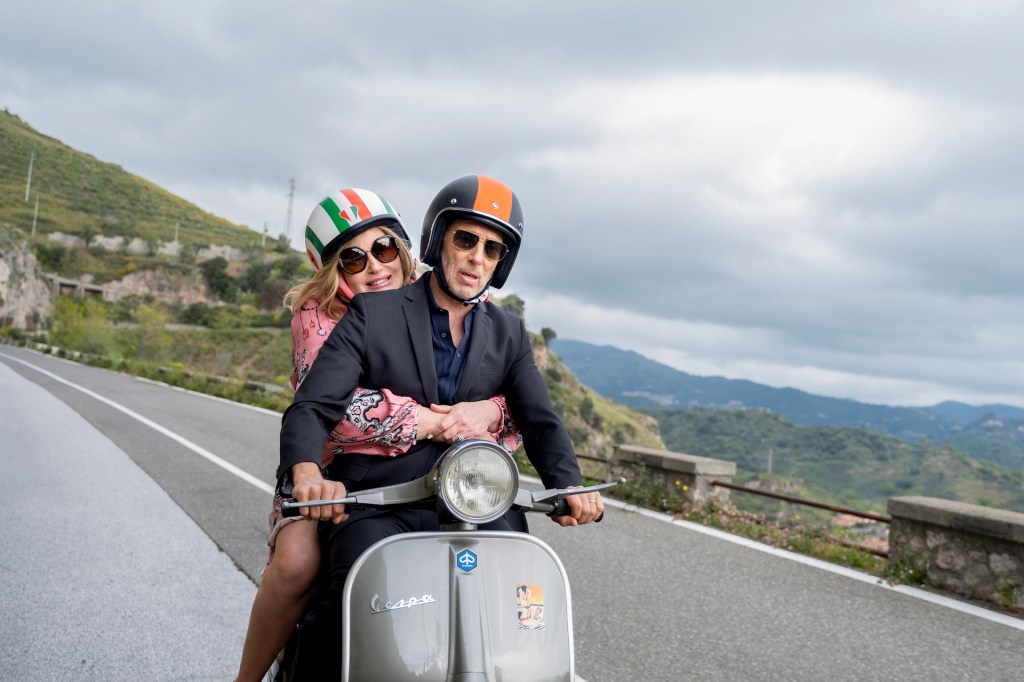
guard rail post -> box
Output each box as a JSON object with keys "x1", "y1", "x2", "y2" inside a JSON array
[
  {"x1": 609, "y1": 445, "x2": 737, "y2": 505},
  {"x1": 888, "y1": 496, "x2": 1024, "y2": 611}
]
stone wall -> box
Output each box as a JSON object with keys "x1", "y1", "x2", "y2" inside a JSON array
[
  {"x1": 609, "y1": 445, "x2": 736, "y2": 505},
  {"x1": 888, "y1": 496, "x2": 1024, "y2": 611},
  {"x1": 46, "y1": 231, "x2": 248, "y2": 262}
]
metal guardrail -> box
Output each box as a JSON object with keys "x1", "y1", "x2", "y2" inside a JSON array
[
  {"x1": 711, "y1": 481, "x2": 890, "y2": 558},
  {"x1": 578, "y1": 451, "x2": 890, "y2": 557},
  {"x1": 710, "y1": 480, "x2": 890, "y2": 523}
]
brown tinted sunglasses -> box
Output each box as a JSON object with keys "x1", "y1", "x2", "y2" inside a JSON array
[
  {"x1": 339, "y1": 235, "x2": 400, "y2": 274},
  {"x1": 449, "y1": 228, "x2": 509, "y2": 261}
]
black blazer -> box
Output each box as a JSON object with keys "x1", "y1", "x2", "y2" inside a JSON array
[{"x1": 279, "y1": 275, "x2": 582, "y2": 495}]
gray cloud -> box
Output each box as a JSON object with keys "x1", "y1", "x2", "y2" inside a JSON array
[{"x1": 3, "y1": 1, "x2": 1023, "y2": 407}]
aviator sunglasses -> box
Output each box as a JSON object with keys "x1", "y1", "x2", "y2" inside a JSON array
[
  {"x1": 449, "y1": 228, "x2": 509, "y2": 261},
  {"x1": 338, "y1": 235, "x2": 400, "y2": 274}
]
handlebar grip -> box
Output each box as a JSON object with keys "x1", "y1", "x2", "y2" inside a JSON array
[
  {"x1": 547, "y1": 499, "x2": 604, "y2": 523},
  {"x1": 281, "y1": 504, "x2": 301, "y2": 519}
]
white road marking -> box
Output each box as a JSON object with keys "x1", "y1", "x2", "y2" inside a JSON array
[{"x1": 1, "y1": 351, "x2": 275, "y2": 495}]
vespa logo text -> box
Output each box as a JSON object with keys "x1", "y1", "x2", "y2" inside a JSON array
[{"x1": 370, "y1": 593, "x2": 437, "y2": 614}]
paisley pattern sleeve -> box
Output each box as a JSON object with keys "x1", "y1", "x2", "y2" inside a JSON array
[
  {"x1": 320, "y1": 388, "x2": 421, "y2": 466},
  {"x1": 489, "y1": 395, "x2": 523, "y2": 454}
]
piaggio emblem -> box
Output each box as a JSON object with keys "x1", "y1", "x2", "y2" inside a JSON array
[{"x1": 457, "y1": 549, "x2": 478, "y2": 572}]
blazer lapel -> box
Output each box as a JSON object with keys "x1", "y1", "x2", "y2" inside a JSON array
[
  {"x1": 454, "y1": 303, "x2": 493, "y2": 402},
  {"x1": 403, "y1": 278, "x2": 440, "y2": 405}
]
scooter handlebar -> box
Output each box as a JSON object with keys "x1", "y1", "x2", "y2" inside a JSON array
[
  {"x1": 280, "y1": 477, "x2": 627, "y2": 522},
  {"x1": 547, "y1": 498, "x2": 604, "y2": 522}
]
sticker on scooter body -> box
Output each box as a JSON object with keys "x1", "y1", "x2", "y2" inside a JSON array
[
  {"x1": 456, "y1": 549, "x2": 477, "y2": 572},
  {"x1": 516, "y1": 584, "x2": 545, "y2": 630}
]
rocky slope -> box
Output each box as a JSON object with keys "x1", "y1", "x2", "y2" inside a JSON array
[{"x1": 0, "y1": 227, "x2": 51, "y2": 328}]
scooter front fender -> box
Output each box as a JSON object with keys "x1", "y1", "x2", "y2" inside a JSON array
[{"x1": 342, "y1": 531, "x2": 573, "y2": 682}]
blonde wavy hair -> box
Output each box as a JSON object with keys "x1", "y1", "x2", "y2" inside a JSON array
[{"x1": 283, "y1": 224, "x2": 416, "y2": 321}]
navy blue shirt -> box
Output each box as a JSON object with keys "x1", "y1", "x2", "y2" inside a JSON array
[{"x1": 425, "y1": 273, "x2": 475, "y2": 404}]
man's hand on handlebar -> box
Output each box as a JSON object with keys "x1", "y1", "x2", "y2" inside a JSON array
[
  {"x1": 553, "y1": 487, "x2": 604, "y2": 527},
  {"x1": 290, "y1": 461, "x2": 349, "y2": 524}
]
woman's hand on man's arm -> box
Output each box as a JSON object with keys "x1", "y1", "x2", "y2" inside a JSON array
[{"x1": 419, "y1": 400, "x2": 503, "y2": 443}]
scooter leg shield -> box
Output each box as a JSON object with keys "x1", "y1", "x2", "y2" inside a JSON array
[{"x1": 342, "y1": 531, "x2": 573, "y2": 682}]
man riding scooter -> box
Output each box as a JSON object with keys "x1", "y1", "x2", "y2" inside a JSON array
[{"x1": 279, "y1": 174, "x2": 603, "y2": 679}]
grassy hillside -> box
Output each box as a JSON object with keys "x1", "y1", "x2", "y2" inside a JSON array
[
  {"x1": 535, "y1": 340, "x2": 664, "y2": 461},
  {"x1": 0, "y1": 109, "x2": 259, "y2": 248},
  {"x1": 649, "y1": 407, "x2": 1024, "y2": 513},
  {"x1": 943, "y1": 416, "x2": 1024, "y2": 471}
]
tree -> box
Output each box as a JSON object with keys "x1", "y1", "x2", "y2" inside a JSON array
[
  {"x1": 135, "y1": 304, "x2": 170, "y2": 362},
  {"x1": 541, "y1": 327, "x2": 557, "y2": 347},
  {"x1": 49, "y1": 295, "x2": 114, "y2": 355},
  {"x1": 181, "y1": 302, "x2": 214, "y2": 326},
  {"x1": 199, "y1": 256, "x2": 238, "y2": 302},
  {"x1": 496, "y1": 294, "x2": 525, "y2": 319}
]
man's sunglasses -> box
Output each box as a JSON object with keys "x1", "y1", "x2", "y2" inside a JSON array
[
  {"x1": 338, "y1": 235, "x2": 400, "y2": 275},
  {"x1": 449, "y1": 229, "x2": 509, "y2": 261}
]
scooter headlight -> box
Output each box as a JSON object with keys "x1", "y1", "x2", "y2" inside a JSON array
[{"x1": 436, "y1": 440, "x2": 519, "y2": 525}]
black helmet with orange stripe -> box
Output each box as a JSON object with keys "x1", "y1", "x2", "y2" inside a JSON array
[{"x1": 420, "y1": 175, "x2": 524, "y2": 290}]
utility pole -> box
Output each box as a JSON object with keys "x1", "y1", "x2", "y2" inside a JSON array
[
  {"x1": 284, "y1": 178, "x2": 295, "y2": 244},
  {"x1": 25, "y1": 152, "x2": 34, "y2": 202},
  {"x1": 262, "y1": 221, "x2": 268, "y2": 248},
  {"x1": 31, "y1": 196, "x2": 39, "y2": 236}
]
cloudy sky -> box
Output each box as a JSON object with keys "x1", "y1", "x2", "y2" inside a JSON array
[{"x1": 3, "y1": 1, "x2": 1023, "y2": 408}]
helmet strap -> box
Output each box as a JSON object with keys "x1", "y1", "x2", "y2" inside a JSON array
[{"x1": 433, "y1": 268, "x2": 490, "y2": 307}]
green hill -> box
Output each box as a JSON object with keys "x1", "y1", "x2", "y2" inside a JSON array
[
  {"x1": 0, "y1": 109, "x2": 259, "y2": 248},
  {"x1": 649, "y1": 407, "x2": 1024, "y2": 514},
  {"x1": 550, "y1": 338, "x2": 1024, "y2": 470}
]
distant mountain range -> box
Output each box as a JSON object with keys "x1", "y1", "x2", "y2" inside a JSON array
[{"x1": 550, "y1": 339, "x2": 1024, "y2": 470}]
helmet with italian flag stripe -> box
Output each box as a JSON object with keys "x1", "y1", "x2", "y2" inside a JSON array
[
  {"x1": 304, "y1": 188, "x2": 411, "y2": 270},
  {"x1": 420, "y1": 175, "x2": 524, "y2": 289}
]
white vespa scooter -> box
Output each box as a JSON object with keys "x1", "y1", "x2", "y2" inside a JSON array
[{"x1": 277, "y1": 438, "x2": 623, "y2": 682}]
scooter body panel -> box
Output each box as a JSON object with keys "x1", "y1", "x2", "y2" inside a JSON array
[{"x1": 342, "y1": 530, "x2": 573, "y2": 682}]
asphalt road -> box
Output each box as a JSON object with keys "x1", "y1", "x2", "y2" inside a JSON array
[{"x1": 2, "y1": 344, "x2": 1023, "y2": 681}]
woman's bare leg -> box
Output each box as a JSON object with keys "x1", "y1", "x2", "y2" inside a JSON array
[{"x1": 234, "y1": 519, "x2": 321, "y2": 682}]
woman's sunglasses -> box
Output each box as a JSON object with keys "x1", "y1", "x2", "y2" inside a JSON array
[
  {"x1": 449, "y1": 229, "x2": 509, "y2": 261},
  {"x1": 338, "y1": 235, "x2": 400, "y2": 275}
]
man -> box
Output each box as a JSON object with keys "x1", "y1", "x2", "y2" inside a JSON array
[{"x1": 278, "y1": 174, "x2": 602, "y2": 677}]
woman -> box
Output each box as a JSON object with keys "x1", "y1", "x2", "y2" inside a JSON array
[{"x1": 234, "y1": 188, "x2": 520, "y2": 682}]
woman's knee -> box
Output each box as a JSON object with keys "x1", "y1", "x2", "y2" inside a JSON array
[{"x1": 269, "y1": 526, "x2": 321, "y2": 586}]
